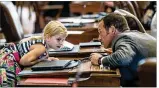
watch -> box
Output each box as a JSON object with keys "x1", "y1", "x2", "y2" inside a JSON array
[{"x1": 98, "y1": 56, "x2": 102, "y2": 65}]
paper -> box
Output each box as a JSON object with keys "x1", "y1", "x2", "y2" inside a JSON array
[
  {"x1": 67, "y1": 31, "x2": 84, "y2": 34},
  {"x1": 25, "y1": 78, "x2": 68, "y2": 84},
  {"x1": 58, "y1": 17, "x2": 96, "y2": 24},
  {"x1": 79, "y1": 42, "x2": 101, "y2": 47}
]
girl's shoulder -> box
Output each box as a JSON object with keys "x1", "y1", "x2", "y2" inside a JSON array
[
  {"x1": 20, "y1": 36, "x2": 44, "y2": 43},
  {"x1": 19, "y1": 36, "x2": 46, "y2": 47}
]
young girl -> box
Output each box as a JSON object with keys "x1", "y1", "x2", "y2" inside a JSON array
[{"x1": 0, "y1": 21, "x2": 68, "y2": 87}]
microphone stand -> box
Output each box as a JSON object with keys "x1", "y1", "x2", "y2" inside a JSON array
[{"x1": 72, "y1": 60, "x2": 82, "y2": 88}]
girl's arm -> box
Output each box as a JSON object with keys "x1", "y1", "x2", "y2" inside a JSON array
[{"x1": 19, "y1": 44, "x2": 46, "y2": 66}]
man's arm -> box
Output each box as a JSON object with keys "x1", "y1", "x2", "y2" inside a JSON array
[{"x1": 101, "y1": 37, "x2": 137, "y2": 67}]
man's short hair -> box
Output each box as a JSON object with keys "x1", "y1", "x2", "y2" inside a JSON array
[{"x1": 102, "y1": 13, "x2": 130, "y2": 32}]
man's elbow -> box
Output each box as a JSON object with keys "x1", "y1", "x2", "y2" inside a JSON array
[{"x1": 119, "y1": 57, "x2": 133, "y2": 66}]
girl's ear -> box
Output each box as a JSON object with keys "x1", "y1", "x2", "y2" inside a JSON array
[
  {"x1": 108, "y1": 25, "x2": 116, "y2": 34},
  {"x1": 45, "y1": 34, "x2": 50, "y2": 42}
]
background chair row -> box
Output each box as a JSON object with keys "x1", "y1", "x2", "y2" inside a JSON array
[{"x1": 0, "y1": 1, "x2": 148, "y2": 43}]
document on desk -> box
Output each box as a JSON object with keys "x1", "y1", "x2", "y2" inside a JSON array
[
  {"x1": 25, "y1": 78, "x2": 68, "y2": 84},
  {"x1": 79, "y1": 42, "x2": 101, "y2": 47},
  {"x1": 58, "y1": 17, "x2": 96, "y2": 24}
]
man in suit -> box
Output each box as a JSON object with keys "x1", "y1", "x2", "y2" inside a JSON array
[{"x1": 90, "y1": 13, "x2": 156, "y2": 87}]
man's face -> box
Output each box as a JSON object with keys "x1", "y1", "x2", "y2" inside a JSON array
[
  {"x1": 98, "y1": 20, "x2": 112, "y2": 48},
  {"x1": 46, "y1": 34, "x2": 66, "y2": 50}
]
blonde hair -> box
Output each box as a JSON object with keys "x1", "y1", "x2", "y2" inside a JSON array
[
  {"x1": 20, "y1": 21, "x2": 67, "y2": 43},
  {"x1": 43, "y1": 21, "x2": 68, "y2": 39}
]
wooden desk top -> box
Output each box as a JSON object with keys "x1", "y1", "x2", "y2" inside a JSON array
[
  {"x1": 49, "y1": 46, "x2": 105, "y2": 57},
  {"x1": 17, "y1": 60, "x2": 120, "y2": 87},
  {"x1": 79, "y1": 45, "x2": 105, "y2": 54}
]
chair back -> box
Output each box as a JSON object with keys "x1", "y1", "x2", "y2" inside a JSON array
[
  {"x1": 114, "y1": 1, "x2": 137, "y2": 17},
  {"x1": 114, "y1": 9, "x2": 146, "y2": 33},
  {"x1": 0, "y1": 1, "x2": 24, "y2": 42},
  {"x1": 137, "y1": 57, "x2": 156, "y2": 87},
  {"x1": 131, "y1": 1, "x2": 142, "y2": 21}
]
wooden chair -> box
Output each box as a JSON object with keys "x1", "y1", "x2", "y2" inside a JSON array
[
  {"x1": 114, "y1": 1, "x2": 137, "y2": 18},
  {"x1": 137, "y1": 57, "x2": 156, "y2": 87},
  {"x1": 131, "y1": 1, "x2": 142, "y2": 21},
  {"x1": 114, "y1": 9, "x2": 146, "y2": 33}
]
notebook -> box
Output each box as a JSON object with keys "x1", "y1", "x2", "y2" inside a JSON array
[
  {"x1": 31, "y1": 60, "x2": 71, "y2": 71},
  {"x1": 63, "y1": 23, "x2": 83, "y2": 28}
]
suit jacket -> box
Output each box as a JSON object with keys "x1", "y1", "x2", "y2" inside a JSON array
[{"x1": 101, "y1": 30, "x2": 156, "y2": 86}]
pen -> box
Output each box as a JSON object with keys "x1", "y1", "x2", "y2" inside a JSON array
[
  {"x1": 81, "y1": 57, "x2": 90, "y2": 61},
  {"x1": 100, "y1": 53, "x2": 108, "y2": 56}
]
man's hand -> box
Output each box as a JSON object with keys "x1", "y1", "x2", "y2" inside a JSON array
[
  {"x1": 90, "y1": 53, "x2": 102, "y2": 65},
  {"x1": 104, "y1": 48, "x2": 112, "y2": 54},
  {"x1": 48, "y1": 57, "x2": 59, "y2": 61}
]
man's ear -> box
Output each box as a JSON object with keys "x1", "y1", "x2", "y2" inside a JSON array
[{"x1": 108, "y1": 25, "x2": 116, "y2": 34}]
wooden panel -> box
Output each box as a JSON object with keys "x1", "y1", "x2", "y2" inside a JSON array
[{"x1": 66, "y1": 28, "x2": 99, "y2": 44}]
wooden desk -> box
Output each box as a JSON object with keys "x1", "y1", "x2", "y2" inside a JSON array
[
  {"x1": 49, "y1": 45, "x2": 105, "y2": 57},
  {"x1": 17, "y1": 60, "x2": 120, "y2": 87},
  {"x1": 17, "y1": 46, "x2": 120, "y2": 87},
  {"x1": 58, "y1": 17, "x2": 99, "y2": 44}
]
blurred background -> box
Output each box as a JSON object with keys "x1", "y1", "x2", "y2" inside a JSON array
[{"x1": 0, "y1": 1, "x2": 156, "y2": 44}]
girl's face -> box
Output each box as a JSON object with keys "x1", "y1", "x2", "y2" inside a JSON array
[{"x1": 46, "y1": 34, "x2": 67, "y2": 50}]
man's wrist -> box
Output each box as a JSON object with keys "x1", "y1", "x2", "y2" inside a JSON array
[{"x1": 98, "y1": 56, "x2": 103, "y2": 65}]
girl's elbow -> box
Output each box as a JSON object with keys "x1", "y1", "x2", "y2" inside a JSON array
[
  {"x1": 19, "y1": 56, "x2": 36, "y2": 66},
  {"x1": 19, "y1": 60, "x2": 28, "y2": 66}
]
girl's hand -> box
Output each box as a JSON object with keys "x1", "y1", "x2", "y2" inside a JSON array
[{"x1": 47, "y1": 57, "x2": 59, "y2": 61}]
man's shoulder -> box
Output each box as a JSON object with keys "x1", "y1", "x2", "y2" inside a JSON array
[
  {"x1": 114, "y1": 31, "x2": 138, "y2": 41},
  {"x1": 120, "y1": 30, "x2": 143, "y2": 37},
  {"x1": 119, "y1": 30, "x2": 155, "y2": 40},
  {"x1": 113, "y1": 30, "x2": 156, "y2": 46}
]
